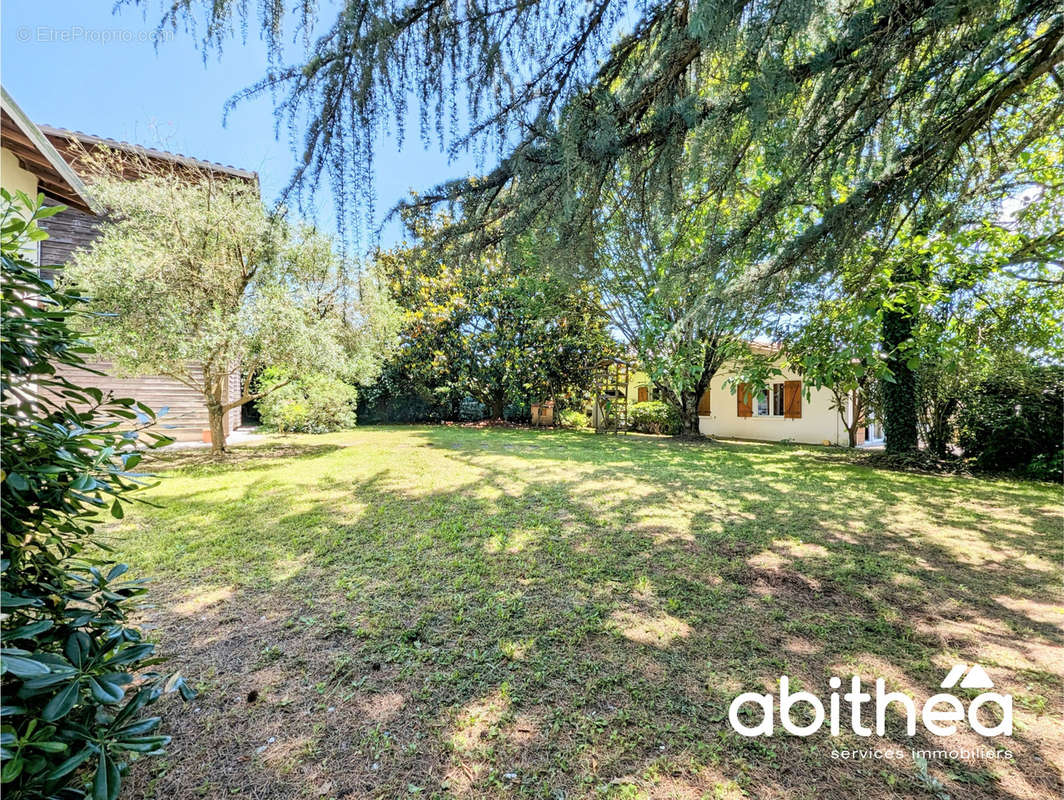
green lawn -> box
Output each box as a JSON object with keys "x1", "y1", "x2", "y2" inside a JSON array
[{"x1": 110, "y1": 426, "x2": 1061, "y2": 800}]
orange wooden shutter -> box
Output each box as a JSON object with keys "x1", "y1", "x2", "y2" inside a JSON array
[
  {"x1": 784, "y1": 380, "x2": 802, "y2": 418},
  {"x1": 736, "y1": 383, "x2": 752, "y2": 417},
  {"x1": 697, "y1": 389, "x2": 711, "y2": 415},
  {"x1": 637, "y1": 386, "x2": 648, "y2": 403}
]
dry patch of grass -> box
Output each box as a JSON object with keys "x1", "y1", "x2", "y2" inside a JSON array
[{"x1": 109, "y1": 426, "x2": 1062, "y2": 800}]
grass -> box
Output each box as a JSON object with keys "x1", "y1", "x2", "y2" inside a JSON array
[{"x1": 108, "y1": 426, "x2": 1062, "y2": 800}]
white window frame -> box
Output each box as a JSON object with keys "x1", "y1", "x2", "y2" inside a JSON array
[{"x1": 753, "y1": 383, "x2": 786, "y2": 417}]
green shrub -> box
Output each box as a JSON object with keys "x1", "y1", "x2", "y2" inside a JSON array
[
  {"x1": 628, "y1": 401, "x2": 681, "y2": 435},
  {"x1": 1, "y1": 192, "x2": 192, "y2": 800},
  {"x1": 1026, "y1": 451, "x2": 1064, "y2": 483},
  {"x1": 558, "y1": 408, "x2": 589, "y2": 428},
  {"x1": 956, "y1": 363, "x2": 1063, "y2": 478},
  {"x1": 256, "y1": 369, "x2": 358, "y2": 433}
]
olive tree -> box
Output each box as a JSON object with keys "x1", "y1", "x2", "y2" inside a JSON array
[{"x1": 64, "y1": 152, "x2": 395, "y2": 452}]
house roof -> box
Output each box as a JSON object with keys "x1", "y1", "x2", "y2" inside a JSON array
[
  {"x1": 748, "y1": 340, "x2": 782, "y2": 357},
  {"x1": 1, "y1": 86, "x2": 98, "y2": 214},
  {"x1": 40, "y1": 126, "x2": 259, "y2": 185}
]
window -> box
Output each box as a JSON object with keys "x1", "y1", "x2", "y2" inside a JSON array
[
  {"x1": 637, "y1": 386, "x2": 662, "y2": 403},
  {"x1": 772, "y1": 383, "x2": 785, "y2": 416},
  {"x1": 754, "y1": 384, "x2": 786, "y2": 417},
  {"x1": 754, "y1": 388, "x2": 769, "y2": 416}
]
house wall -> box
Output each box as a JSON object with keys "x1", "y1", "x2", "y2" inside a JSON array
[
  {"x1": 2, "y1": 147, "x2": 39, "y2": 199},
  {"x1": 628, "y1": 361, "x2": 843, "y2": 444},
  {"x1": 698, "y1": 361, "x2": 843, "y2": 444},
  {"x1": 628, "y1": 370, "x2": 654, "y2": 405},
  {"x1": 53, "y1": 360, "x2": 242, "y2": 442},
  {"x1": 39, "y1": 199, "x2": 98, "y2": 277},
  {"x1": 2, "y1": 147, "x2": 41, "y2": 262}
]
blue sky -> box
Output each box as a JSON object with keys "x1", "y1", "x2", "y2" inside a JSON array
[{"x1": 1, "y1": 1, "x2": 481, "y2": 250}]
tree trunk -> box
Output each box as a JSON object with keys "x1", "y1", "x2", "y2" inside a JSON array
[
  {"x1": 207, "y1": 401, "x2": 227, "y2": 454},
  {"x1": 663, "y1": 370, "x2": 715, "y2": 438},
  {"x1": 924, "y1": 398, "x2": 958, "y2": 457},
  {"x1": 204, "y1": 371, "x2": 228, "y2": 454},
  {"x1": 882, "y1": 266, "x2": 919, "y2": 454},
  {"x1": 490, "y1": 392, "x2": 506, "y2": 420},
  {"x1": 835, "y1": 389, "x2": 859, "y2": 448},
  {"x1": 655, "y1": 337, "x2": 723, "y2": 439},
  {"x1": 678, "y1": 391, "x2": 700, "y2": 437}
]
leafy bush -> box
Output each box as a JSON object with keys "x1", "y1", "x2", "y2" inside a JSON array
[
  {"x1": 256, "y1": 369, "x2": 358, "y2": 433},
  {"x1": 558, "y1": 408, "x2": 589, "y2": 428},
  {"x1": 358, "y1": 391, "x2": 447, "y2": 423},
  {"x1": 1025, "y1": 451, "x2": 1063, "y2": 482},
  {"x1": 956, "y1": 364, "x2": 1063, "y2": 478},
  {"x1": 628, "y1": 401, "x2": 681, "y2": 435},
  {"x1": 356, "y1": 363, "x2": 456, "y2": 423},
  {"x1": 1, "y1": 192, "x2": 191, "y2": 800}
]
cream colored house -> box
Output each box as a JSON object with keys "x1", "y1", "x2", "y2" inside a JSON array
[
  {"x1": 632, "y1": 348, "x2": 883, "y2": 447},
  {"x1": 693, "y1": 361, "x2": 882, "y2": 446}
]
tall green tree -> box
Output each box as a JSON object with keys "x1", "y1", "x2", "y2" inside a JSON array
[
  {"x1": 376, "y1": 223, "x2": 615, "y2": 418},
  {"x1": 818, "y1": 80, "x2": 1064, "y2": 453},
  {"x1": 138, "y1": 0, "x2": 1061, "y2": 285},
  {"x1": 139, "y1": 0, "x2": 1062, "y2": 452},
  {"x1": 64, "y1": 150, "x2": 397, "y2": 452},
  {"x1": 593, "y1": 188, "x2": 775, "y2": 435}
]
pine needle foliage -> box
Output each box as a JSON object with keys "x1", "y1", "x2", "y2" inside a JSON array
[{"x1": 134, "y1": 0, "x2": 1061, "y2": 280}]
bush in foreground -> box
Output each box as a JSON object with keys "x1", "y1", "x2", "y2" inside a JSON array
[
  {"x1": 1, "y1": 192, "x2": 191, "y2": 800},
  {"x1": 956, "y1": 364, "x2": 1063, "y2": 480}
]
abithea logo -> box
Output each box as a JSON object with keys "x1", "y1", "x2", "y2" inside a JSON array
[{"x1": 728, "y1": 664, "x2": 1012, "y2": 738}]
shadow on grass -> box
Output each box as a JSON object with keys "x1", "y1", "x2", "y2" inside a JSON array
[
  {"x1": 148, "y1": 442, "x2": 346, "y2": 474},
  {"x1": 120, "y1": 427, "x2": 1062, "y2": 800}
]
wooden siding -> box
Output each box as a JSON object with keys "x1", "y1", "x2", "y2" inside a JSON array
[
  {"x1": 39, "y1": 200, "x2": 99, "y2": 274},
  {"x1": 53, "y1": 360, "x2": 239, "y2": 442},
  {"x1": 228, "y1": 372, "x2": 242, "y2": 432}
]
